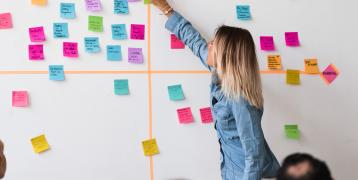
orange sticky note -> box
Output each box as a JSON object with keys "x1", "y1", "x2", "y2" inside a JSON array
[
  {"x1": 12, "y1": 91, "x2": 29, "y2": 107},
  {"x1": 142, "y1": 138, "x2": 159, "y2": 156},
  {"x1": 32, "y1": 0, "x2": 47, "y2": 6},
  {"x1": 267, "y1": 55, "x2": 282, "y2": 70},
  {"x1": 304, "y1": 59, "x2": 320, "y2": 74},
  {"x1": 286, "y1": 69, "x2": 300, "y2": 85},
  {"x1": 31, "y1": 134, "x2": 50, "y2": 153},
  {"x1": 177, "y1": 107, "x2": 194, "y2": 124}
]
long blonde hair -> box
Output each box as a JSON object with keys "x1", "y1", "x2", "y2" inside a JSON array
[{"x1": 213, "y1": 25, "x2": 263, "y2": 108}]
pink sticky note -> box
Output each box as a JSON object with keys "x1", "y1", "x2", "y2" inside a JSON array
[
  {"x1": 85, "y1": 0, "x2": 102, "y2": 11},
  {"x1": 171, "y1": 34, "x2": 185, "y2": 49},
  {"x1": 260, "y1": 36, "x2": 275, "y2": 51},
  {"x1": 285, "y1": 32, "x2": 300, "y2": 46},
  {"x1": 29, "y1": 26, "x2": 46, "y2": 42},
  {"x1": 130, "y1": 24, "x2": 145, "y2": 40},
  {"x1": 63, "y1": 42, "x2": 78, "y2": 58},
  {"x1": 12, "y1": 91, "x2": 29, "y2": 107},
  {"x1": 177, "y1": 107, "x2": 194, "y2": 124},
  {"x1": 0, "y1": 13, "x2": 13, "y2": 29},
  {"x1": 28, "y1": 44, "x2": 44, "y2": 60},
  {"x1": 321, "y1": 64, "x2": 339, "y2": 85},
  {"x1": 128, "y1": 47, "x2": 143, "y2": 64},
  {"x1": 200, "y1": 107, "x2": 213, "y2": 123}
]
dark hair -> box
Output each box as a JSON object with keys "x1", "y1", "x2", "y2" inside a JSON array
[{"x1": 277, "y1": 153, "x2": 333, "y2": 180}]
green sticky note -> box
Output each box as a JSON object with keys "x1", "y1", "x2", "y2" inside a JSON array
[
  {"x1": 144, "y1": 0, "x2": 151, "y2": 4},
  {"x1": 88, "y1": 15, "x2": 103, "y2": 32},
  {"x1": 168, "y1": 84, "x2": 184, "y2": 101},
  {"x1": 114, "y1": 79, "x2": 129, "y2": 95},
  {"x1": 285, "y1": 125, "x2": 300, "y2": 139}
]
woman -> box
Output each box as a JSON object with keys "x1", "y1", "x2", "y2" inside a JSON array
[{"x1": 152, "y1": 1, "x2": 280, "y2": 179}]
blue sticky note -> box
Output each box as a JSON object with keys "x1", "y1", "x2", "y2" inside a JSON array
[
  {"x1": 53, "y1": 23, "x2": 69, "y2": 38},
  {"x1": 236, "y1": 5, "x2": 251, "y2": 20},
  {"x1": 114, "y1": 79, "x2": 129, "y2": 95},
  {"x1": 84, "y1": 37, "x2": 100, "y2": 53},
  {"x1": 49, "y1": 65, "x2": 65, "y2": 81},
  {"x1": 60, "y1": 3, "x2": 76, "y2": 19},
  {"x1": 168, "y1": 84, "x2": 185, "y2": 101},
  {"x1": 107, "y1": 45, "x2": 122, "y2": 61},
  {"x1": 111, "y1": 24, "x2": 127, "y2": 40},
  {"x1": 114, "y1": 0, "x2": 129, "y2": 14}
]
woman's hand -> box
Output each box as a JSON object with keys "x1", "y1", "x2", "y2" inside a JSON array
[{"x1": 152, "y1": 0, "x2": 173, "y2": 17}]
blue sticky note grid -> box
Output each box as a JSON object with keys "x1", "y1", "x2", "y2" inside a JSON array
[
  {"x1": 49, "y1": 65, "x2": 65, "y2": 81},
  {"x1": 168, "y1": 84, "x2": 185, "y2": 101},
  {"x1": 84, "y1": 37, "x2": 100, "y2": 53},
  {"x1": 114, "y1": 79, "x2": 129, "y2": 95},
  {"x1": 107, "y1": 45, "x2": 122, "y2": 61},
  {"x1": 53, "y1": 23, "x2": 69, "y2": 38},
  {"x1": 112, "y1": 24, "x2": 127, "y2": 40},
  {"x1": 114, "y1": 0, "x2": 129, "y2": 14},
  {"x1": 60, "y1": 3, "x2": 76, "y2": 19},
  {"x1": 236, "y1": 5, "x2": 251, "y2": 20}
]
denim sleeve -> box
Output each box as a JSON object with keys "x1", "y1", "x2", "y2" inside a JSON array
[
  {"x1": 165, "y1": 11, "x2": 211, "y2": 70},
  {"x1": 232, "y1": 101, "x2": 265, "y2": 180}
]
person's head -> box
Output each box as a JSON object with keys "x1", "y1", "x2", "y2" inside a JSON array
[
  {"x1": 277, "y1": 153, "x2": 333, "y2": 180},
  {"x1": 0, "y1": 140, "x2": 6, "y2": 179},
  {"x1": 207, "y1": 25, "x2": 263, "y2": 108}
]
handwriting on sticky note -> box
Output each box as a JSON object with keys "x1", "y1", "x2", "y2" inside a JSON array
[
  {"x1": 267, "y1": 55, "x2": 282, "y2": 70},
  {"x1": 107, "y1": 45, "x2": 122, "y2": 61},
  {"x1": 260, "y1": 36, "x2": 275, "y2": 51},
  {"x1": 285, "y1": 125, "x2": 300, "y2": 139},
  {"x1": 28, "y1": 44, "x2": 44, "y2": 60},
  {"x1": 32, "y1": 0, "x2": 47, "y2": 6},
  {"x1": 177, "y1": 107, "x2": 194, "y2": 124},
  {"x1": 170, "y1": 34, "x2": 185, "y2": 49},
  {"x1": 142, "y1": 138, "x2": 159, "y2": 156},
  {"x1": 53, "y1": 23, "x2": 68, "y2": 38},
  {"x1": 31, "y1": 134, "x2": 50, "y2": 153},
  {"x1": 128, "y1": 48, "x2": 143, "y2": 64},
  {"x1": 0, "y1": 13, "x2": 13, "y2": 29},
  {"x1": 114, "y1": 0, "x2": 129, "y2": 14},
  {"x1": 60, "y1": 3, "x2": 76, "y2": 19},
  {"x1": 114, "y1": 79, "x2": 129, "y2": 95},
  {"x1": 63, "y1": 42, "x2": 78, "y2": 58},
  {"x1": 304, "y1": 59, "x2": 319, "y2": 74},
  {"x1": 286, "y1": 69, "x2": 300, "y2": 85},
  {"x1": 85, "y1": 0, "x2": 102, "y2": 11},
  {"x1": 236, "y1": 5, "x2": 251, "y2": 20},
  {"x1": 49, "y1": 65, "x2": 65, "y2": 81},
  {"x1": 130, "y1": 24, "x2": 145, "y2": 40},
  {"x1": 112, "y1": 24, "x2": 127, "y2": 40},
  {"x1": 168, "y1": 84, "x2": 184, "y2": 101},
  {"x1": 200, "y1": 107, "x2": 213, "y2": 123},
  {"x1": 321, "y1": 64, "x2": 339, "y2": 85},
  {"x1": 84, "y1": 37, "x2": 100, "y2": 53},
  {"x1": 29, "y1": 26, "x2": 46, "y2": 42},
  {"x1": 88, "y1": 16, "x2": 103, "y2": 32},
  {"x1": 12, "y1": 91, "x2": 29, "y2": 107},
  {"x1": 285, "y1": 32, "x2": 300, "y2": 46}
]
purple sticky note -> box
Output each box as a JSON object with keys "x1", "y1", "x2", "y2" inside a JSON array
[
  {"x1": 29, "y1": 26, "x2": 46, "y2": 42},
  {"x1": 128, "y1": 48, "x2": 143, "y2": 64},
  {"x1": 127, "y1": 0, "x2": 140, "y2": 2},
  {"x1": 285, "y1": 32, "x2": 300, "y2": 46},
  {"x1": 130, "y1": 24, "x2": 145, "y2": 40},
  {"x1": 28, "y1": 44, "x2": 44, "y2": 60},
  {"x1": 260, "y1": 36, "x2": 275, "y2": 51},
  {"x1": 85, "y1": 0, "x2": 102, "y2": 11},
  {"x1": 63, "y1": 42, "x2": 78, "y2": 58}
]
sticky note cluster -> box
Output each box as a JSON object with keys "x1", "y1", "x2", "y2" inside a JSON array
[{"x1": 31, "y1": 134, "x2": 50, "y2": 153}]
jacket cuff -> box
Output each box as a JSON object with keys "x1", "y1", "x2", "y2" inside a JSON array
[{"x1": 165, "y1": 11, "x2": 182, "y2": 32}]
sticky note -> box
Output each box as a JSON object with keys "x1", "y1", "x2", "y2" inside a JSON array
[
  {"x1": 32, "y1": 0, "x2": 47, "y2": 6},
  {"x1": 0, "y1": 13, "x2": 13, "y2": 29},
  {"x1": 114, "y1": 0, "x2": 129, "y2": 14},
  {"x1": 114, "y1": 79, "x2": 129, "y2": 95},
  {"x1": 128, "y1": 0, "x2": 140, "y2": 2},
  {"x1": 167, "y1": 84, "x2": 184, "y2": 101},
  {"x1": 31, "y1": 134, "x2": 50, "y2": 153},
  {"x1": 304, "y1": 59, "x2": 320, "y2": 74},
  {"x1": 63, "y1": 42, "x2": 78, "y2": 58},
  {"x1": 49, "y1": 65, "x2": 65, "y2": 81},
  {"x1": 29, "y1": 26, "x2": 46, "y2": 42},
  {"x1": 85, "y1": 0, "x2": 102, "y2": 11},
  {"x1": 12, "y1": 91, "x2": 29, "y2": 107},
  {"x1": 88, "y1": 16, "x2": 103, "y2": 32},
  {"x1": 142, "y1": 138, "x2": 159, "y2": 156},
  {"x1": 60, "y1": 3, "x2": 76, "y2": 19},
  {"x1": 260, "y1": 36, "x2": 275, "y2": 51},
  {"x1": 170, "y1": 34, "x2": 185, "y2": 49},
  {"x1": 107, "y1": 45, "x2": 122, "y2": 61},
  {"x1": 236, "y1": 5, "x2": 251, "y2": 20},
  {"x1": 285, "y1": 32, "x2": 300, "y2": 47},
  {"x1": 128, "y1": 48, "x2": 143, "y2": 64},
  {"x1": 84, "y1": 37, "x2": 100, "y2": 53},
  {"x1": 112, "y1": 24, "x2": 127, "y2": 40},
  {"x1": 200, "y1": 107, "x2": 213, "y2": 123},
  {"x1": 53, "y1": 23, "x2": 69, "y2": 38},
  {"x1": 321, "y1": 64, "x2": 339, "y2": 85},
  {"x1": 267, "y1": 55, "x2": 282, "y2": 70},
  {"x1": 28, "y1": 44, "x2": 44, "y2": 60},
  {"x1": 130, "y1": 24, "x2": 145, "y2": 40},
  {"x1": 286, "y1": 69, "x2": 300, "y2": 85},
  {"x1": 177, "y1": 107, "x2": 194, "y2": 124},
  {"x1": 144, "y1": 0, "x2": 151, "y2": 4},
  {"x1": 285, "y1": 125, "x2": 300, "y2": 139}
]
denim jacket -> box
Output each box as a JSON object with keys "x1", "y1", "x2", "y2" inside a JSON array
[{"x1": 165, "y1": 11, "x2": 280, "y2": 180}]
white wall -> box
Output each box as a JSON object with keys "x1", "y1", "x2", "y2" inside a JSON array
[{"x1": 0, "y1": 0, "x2": 357, "y2": 180}]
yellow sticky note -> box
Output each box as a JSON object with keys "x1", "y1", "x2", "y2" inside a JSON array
[
  {"x1": 31, "y1": 134, "x2": 50, "y2": 153},
  {"x1": 304, "y1": 59, "x2": 320, "y2": 74},
  {"x1": 286, "y1": 69, "x2": 300, "y2": 85},
  {"x1": 142, "y1": 138, "x2": 159, "y2": 156},
  {"x1": 267, "y1": 55, "x2": 282, "y2": 70},
  {"x1": 31, "y1": 0, "x2": 47, "y2": 6}
]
